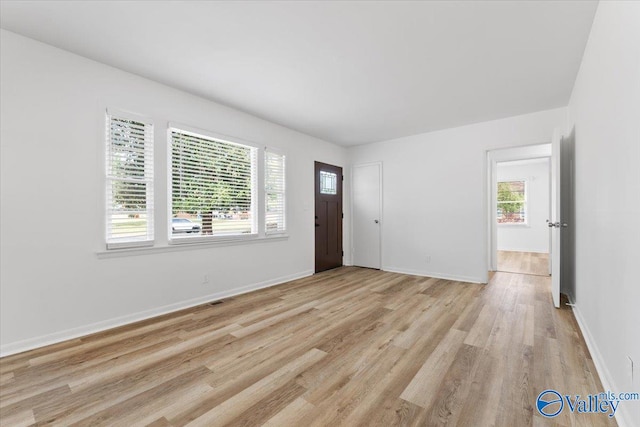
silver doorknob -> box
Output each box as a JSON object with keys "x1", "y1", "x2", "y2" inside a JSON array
[
  {"x1": 562, "y1": 223, "x2": 568, "y2": 228},
  {"x1": 374, "y1": 220, "x2": 379, "y2": 224}
]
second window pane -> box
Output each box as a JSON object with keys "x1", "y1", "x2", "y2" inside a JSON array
[{"x1": 170, "y1": 129, "x2": 257, "y2": 239}]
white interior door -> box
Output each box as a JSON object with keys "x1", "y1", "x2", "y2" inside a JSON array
[
  {"x1": 550, "y1": 129, "x2": 562, "y2": 308},
  {"x1": 352, "y1": 163, "x2": 381, "y2": 269},
  {"x1": 559, "y1": 129, "x2": 576, "y2": 302}
]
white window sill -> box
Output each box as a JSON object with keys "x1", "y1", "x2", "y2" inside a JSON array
[
  {"x1": 97, "y1": 234, "x2": 289, "y2": 259},
  {"x1": 497, "y1": 223, "x2": 530, "y2": 228}
]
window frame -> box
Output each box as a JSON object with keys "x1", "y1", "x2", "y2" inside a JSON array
[
  {"x1": 105, "y1": 109, "x2": 155, "y2": 250},
  {"x1": 167, "y1": 123, "x2": 259, "y2": 245},
  {"x1": 496, "y1": 178, "x2": 529, "y2": 226}
]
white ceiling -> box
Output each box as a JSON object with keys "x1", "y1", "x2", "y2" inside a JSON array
[{"x1": 0, "y1": 1, "x2": 597, "y2": 146}]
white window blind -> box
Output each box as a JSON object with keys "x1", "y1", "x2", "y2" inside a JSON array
[
  {"x1": 105, "y1": 113, "x2": 154, "y2": 248},
  {"x1": 170, "y1": 128, "x2": 257, "y2": 239},
  {"x1": 265, "y1": 150, "x2": 286, "y2": 234}
]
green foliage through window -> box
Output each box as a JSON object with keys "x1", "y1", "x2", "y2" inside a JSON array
[{"x1": 497, "y1": 181, "x2": 526, "y2": 224}]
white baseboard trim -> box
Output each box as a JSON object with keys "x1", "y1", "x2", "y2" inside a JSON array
[
  {"x1": 571, "y1": 302, "x2": 634, "y2": 427},
  {"x1": 382, "y1": 266, "x2": 485, "y2": 284},
  {"x1": 0, "y1": 269, "x2": 314, "y2": 358}
]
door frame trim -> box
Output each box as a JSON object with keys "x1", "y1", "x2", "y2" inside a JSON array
[{"x1": 350, "y1": 161, "x2": 383, "y2": 269}]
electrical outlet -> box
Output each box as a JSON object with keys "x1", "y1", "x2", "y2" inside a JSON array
[
  {"x1": 426, "y1": 255, "x2": 431, "y2": 264},
  {"x1": 202, "y1": 274, "x2": 210, "y2": 285}
]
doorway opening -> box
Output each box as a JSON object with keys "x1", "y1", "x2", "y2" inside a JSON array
[
  {"x1": 487, "y1": 143, "x2": 552, "y2": 277},
  {"x1": 495, "y1": 158, "x2": 550, "y2": 277},
  {"x1": 487, "y1": 132, "x2": 574, "y2": 309}
]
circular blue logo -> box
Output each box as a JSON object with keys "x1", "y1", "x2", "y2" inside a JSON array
[{"x1": 537, "y1": 390, "x2": 564, "y2": 418}]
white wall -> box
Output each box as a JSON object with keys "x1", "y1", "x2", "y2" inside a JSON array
[
  {"x1": 567, "y1": 2, "x2": 640, "y2": 425},
  {"x1": 497, "y1": 159, "x2": 550, "y2": 253},
  {"x1": 0, "y1": 30, "x2": 349, "y2": 355},
  {"x1": 348, "y1": 107, "x2": 566, "y2": 283}
]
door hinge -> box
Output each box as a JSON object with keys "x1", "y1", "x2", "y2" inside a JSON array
[
  {"x1": 342, "y1": 251, "x2": 344, "y2": 256},
  {"x1": 342, "y1": 212, "x2": 344, "y2": 219},
  {"x1": 342, "y1": 175, "x2": 344, "y2": 181}
]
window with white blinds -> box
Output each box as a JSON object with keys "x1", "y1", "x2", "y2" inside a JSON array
[
  {"x1": 105, "y1": 113, "x2": 154, "y2": 249},
  {"x1": 265, "y1": 150, "x2": 286, "y2": 234},
  {"x1": 170, "y1": 128, "x2": 257, "y2": 240}
]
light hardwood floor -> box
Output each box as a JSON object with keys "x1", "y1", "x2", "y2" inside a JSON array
[
  {"x1": 0, "y1": 267, "x2": 614, "y2": 426},
  {"x1": 497, "y1": 250, "x2": 550, "y2": 276}
]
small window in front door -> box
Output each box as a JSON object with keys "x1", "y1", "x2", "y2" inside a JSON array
[{"x1": 319, "y1": 171, "x2": 337, "y2": 195}]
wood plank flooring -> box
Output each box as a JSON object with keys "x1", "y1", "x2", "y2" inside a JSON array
[
  {"x1": 0, "y1": 267, "x2": 615, "y2": 426},
  {"x1": 498, "y1": 250, "x2": 550, "y2": 276}
]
